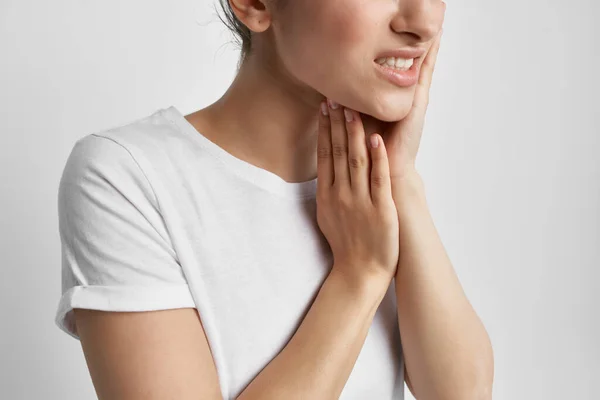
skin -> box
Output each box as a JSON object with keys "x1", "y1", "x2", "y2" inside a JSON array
[
  {"x1": 186, "y1": 0, "x2": 445, "y2": 184},
  {"x1": 321, "y1": 37, "x2": 495, "y2": 399},
  {"x1": 185, "y1": 0, "x2": 494, "y2": 398}
]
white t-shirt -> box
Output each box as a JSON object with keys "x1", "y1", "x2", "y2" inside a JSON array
[{"x1": 54, "y1": 106, "x2": 405, "y2": 399}]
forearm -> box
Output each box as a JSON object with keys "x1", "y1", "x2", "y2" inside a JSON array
[
  {"x1": 392, "y1": 174, "x2": 494, "y2": 400},
  {"x1": 236, "y1": 266, "x2": 390, "y2": 400}
]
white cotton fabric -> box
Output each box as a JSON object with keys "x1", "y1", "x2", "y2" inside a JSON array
[{"x1": 54, "y1": 106, "x2": 404, "y2": 399}]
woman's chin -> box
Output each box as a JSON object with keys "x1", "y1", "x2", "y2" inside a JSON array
[
  {"x1": 368, "y1": 98, "x2": 414, "y2": 122},
  {"x1": 354, "y1": 96, "x2": 414, "y2": 136}
]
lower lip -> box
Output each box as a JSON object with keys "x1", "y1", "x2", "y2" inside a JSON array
[{"x1": 373, "y1": 58, "x2": 420, "y2": 87}]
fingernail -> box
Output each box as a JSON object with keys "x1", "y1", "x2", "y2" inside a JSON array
[
  {"x1": 327, "y1": 99, "x2": 339, "y2": 109},
  {"x1": 343, "y1": 108, "x2": 353, "y2": 122},
  {"x1": 320, "y1": 101, "x2": 329, "y2": 116},
  {"x1": 370, "y1": 134, "x2": 379, "y2": 148}
]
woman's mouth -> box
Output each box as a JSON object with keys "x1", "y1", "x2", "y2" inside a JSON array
[{"x1": 373, "y1": 56, "x2": 421, "y2": 87}]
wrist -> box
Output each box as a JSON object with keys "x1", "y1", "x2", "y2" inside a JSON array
[{"x1": 328, "y1": 265, "x2": 391, "y2": 302}]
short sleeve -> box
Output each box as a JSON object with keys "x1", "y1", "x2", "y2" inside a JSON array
[{"x1": 54, "y1": 134, "x2": 195, "y2": 340}]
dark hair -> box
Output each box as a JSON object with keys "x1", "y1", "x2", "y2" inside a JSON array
[{"x1": 215, "y1": 0, "x2": 253, "y2": 67}]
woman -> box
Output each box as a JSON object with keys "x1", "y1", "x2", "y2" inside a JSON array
[{"x1": 54, "y1": 0, "x2": 494, "y2": 398}]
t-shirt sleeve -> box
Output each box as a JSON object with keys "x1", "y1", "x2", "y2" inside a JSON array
[{"x1": 54, "y1": 134, "x2": 195, "y2": 340}]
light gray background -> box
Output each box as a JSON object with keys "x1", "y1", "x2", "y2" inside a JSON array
[{"x1": 1, "y1": 1, "x2": 598, "y2": 399}]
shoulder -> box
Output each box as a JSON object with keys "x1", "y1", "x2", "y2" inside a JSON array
[
  {"x1": 58, "y1": 110, "x2": 176, "y2": 220},
  {"x1": 81, "y1": 107, "x2": 182, "y2": 162},
  {"x1": 62, "y1": 107, "x2": 186, "y2": 186}
]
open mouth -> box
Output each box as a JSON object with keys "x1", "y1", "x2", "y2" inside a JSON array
[
  {"x1": 372, "y1": 56, "x2": 421, "y2": 87},
  {"x1": 374, "y1": 56, "x2": 420, "y2": 72}
]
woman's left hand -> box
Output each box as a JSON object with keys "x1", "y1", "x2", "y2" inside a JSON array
[{"x1": 367, "y1": 28, "x2": 444, "y2": 184}]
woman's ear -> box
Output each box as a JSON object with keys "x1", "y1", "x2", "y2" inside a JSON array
[{"x1": 228, "y1": 0, "x2": 273, "y2": 33}]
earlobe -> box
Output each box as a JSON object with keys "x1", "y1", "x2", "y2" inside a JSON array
[{"x1": 229, "y1": 0, "x2": 272, "y2": 33}]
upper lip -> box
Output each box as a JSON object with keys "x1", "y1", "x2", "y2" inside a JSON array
[{"x1": 375, "y1": 48, "x2": 426, "y2": 61}]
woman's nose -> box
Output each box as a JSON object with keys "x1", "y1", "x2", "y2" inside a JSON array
[{"x1": 390, "y1": 0, "x2": 446, "y2": 43}]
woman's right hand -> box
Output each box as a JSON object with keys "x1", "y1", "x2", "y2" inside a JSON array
[{"x1": 316, "y1": 98, "x2": 400, "y2": 287}]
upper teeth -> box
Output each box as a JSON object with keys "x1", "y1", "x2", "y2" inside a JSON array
[{"x1": 375, "y1": 57, "x2": 414, "y2": 71}]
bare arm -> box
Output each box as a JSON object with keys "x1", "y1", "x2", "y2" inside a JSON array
[
  {"x1": 74, "y1": 307, "x2": 223, "y2": 400},
  {"x1": 74, "y1": 265, "x2": 390, "y2": 400},
  {"x1": 392, "y1": 174, "x2": 494, "y2": 400},
  {"x1": 237, "y1": 266, "x2": 390, "y2": 399}
]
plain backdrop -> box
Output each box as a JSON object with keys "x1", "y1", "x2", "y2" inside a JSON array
[{"x1": 1, "y1": 0, "x2": 599, "y2": 399}]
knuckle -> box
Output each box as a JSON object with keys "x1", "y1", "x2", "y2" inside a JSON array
[
  {"x1": 377, "y1": 208, "x2": 397, "y2": 228},
  {"x1": 333, "y1": 176, "x2": 350, "y2": 189},
  {"x1": 332, "y1": 144, "x2": 347, "y2": 158},
  {"x1": 348, "y1": 155, "x2": 367, "y2": 169},
  {"x1": 371, "y1": 174, "x2": 388, "y2": 187},
  {"x1": 317, "y1": 146, "x2": 332, "y2": 160},
  {"x1": 336, "y1": 192, "x2": 353, "y2": 209}
]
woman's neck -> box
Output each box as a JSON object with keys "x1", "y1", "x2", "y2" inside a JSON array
[{"x1": 187, "y1": 54, "x2": 324, "y2": 183}]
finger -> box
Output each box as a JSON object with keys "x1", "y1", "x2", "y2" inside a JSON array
[
  {"x1": 317, "y1": 100, "x2": 334, "y2": 195},
  {"x1": 413, "y1": 29, "x2": 443, "y2": 112},
  {"x1": 327, "y1": 98, "x2": 350, "y2": 187},
  {"x1": 343, "y1": 107, "x2": 370, "y2": 199},
  {"x1": 420, "y1": 29, "x2": 443, "y2": 88},
  {"x1": 368, "y1": 134, "x2": 393, "y2": 206}
]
